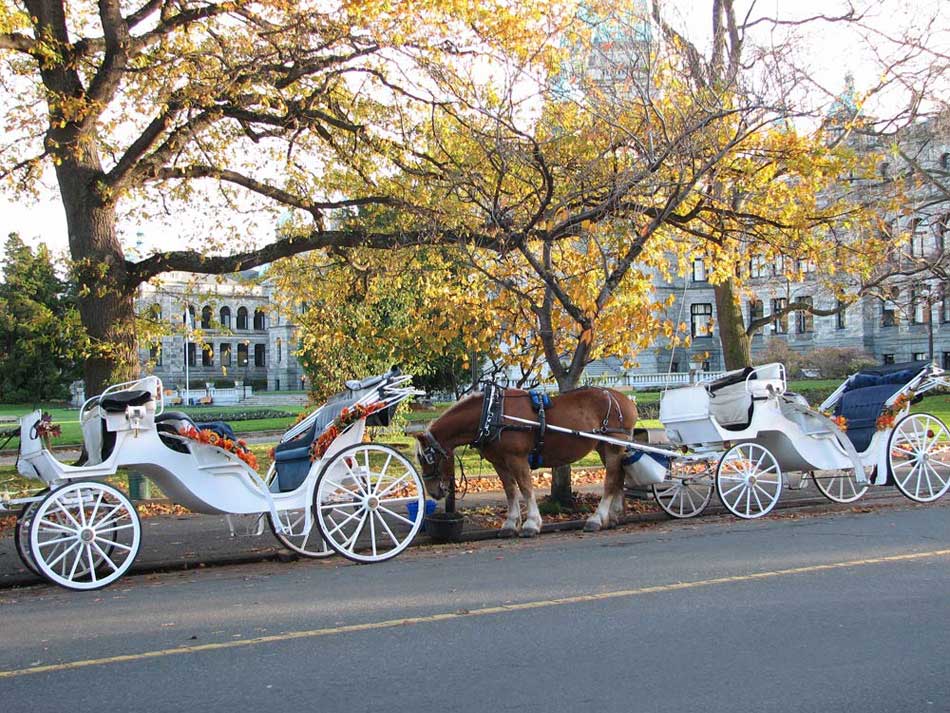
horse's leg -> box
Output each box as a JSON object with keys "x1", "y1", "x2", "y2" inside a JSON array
[
  {"x1": 585, "y1": 445, "x2": 625, "y2": 532},
  {"x1": 512, "y1": 461, "x2": 542, "y2": 538},
  {"x1": 497, "y1": 470, "x2": 522, "y2": 538}
]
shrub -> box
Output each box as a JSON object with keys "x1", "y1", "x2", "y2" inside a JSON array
[
  {"x1": 759, "y1": 338, "x2": 805, "y2": 378},
  {"x1": 213, "y1": 379, "x2": 236, "y2": 388},
  {"x1": 802, "y1": 347, "x2": 877, "y2": 379}
]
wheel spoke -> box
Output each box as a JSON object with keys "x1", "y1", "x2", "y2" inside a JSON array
[
  {"x1": 374, "y1": 510, "x2": 400, "y2": 546},
  {"x1": 37, "y1": 518, "x2": 75, "y2": 534},
  {"x1": 91, "y1": 541, "x2": 119, "y2": 572},
  {"x1": 86, "y1": 545, "x2": 97, "y2": 584},
  {"x1": 721, "y1": 481, "x2": 745, "y2": 498},
  {"x1": 95, "y1": 523, "x2": 135, "y2": 535},
  {"x1": 369, "y1": 508, "x2": 377, "y2": 558},
  {"x1": 320, "y1": 500, "x2": 360, "y2": 511},
  {"x1": 54, "y1": 501, "x2": 82, "y2": 530},
  {"x1": 37, "y1": 535, "x2": 76, "y2": 548},
  {"x1": 372, "y1": 453, "x2": 394, "y2": 495},
  {"x1": 376, "y1": 495, "x2": 418, "y2": 506},
  {"x1": 376, "y1": 472, "x2": 412, "y2": 499},
  {"x1": 343, "y1": 510, "x2": 369, "y2": 550},
  {"x1": 376, "y1": 505, "x2": 416, "y2": 527},
  {"x1": 91, "y1": 503, "x2": 124, "y2": 529},
  {"x1": 67, "y1": 542, "x2": 83, "y2": 581},
  {"x1": 46, "y1": 540, "x2": 80, "y2": 569},
  {"x1": 94, "y1": 538, "x2": 134, "y2": 552},
  {"x1": 324, "y1": 507, "x2": 363, "y2": 539}
]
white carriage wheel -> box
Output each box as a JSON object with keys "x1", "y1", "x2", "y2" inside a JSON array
[
  {"x1": 18, "y1": 489, "x2": 116, "y2": 579},
  {"x1": 716, "y1": 443, "x2": 782, "y2": 519},
  {"x1": 262, "y1": 464, "x2": 334, "y2": 559},
  {"x1": 29, "y1": 481, "x2": 141, "y2": 591},
  {"x1": 887, "y1": 413, "x2": 950, "y2": 503},
  {"x1": 651, "y1": 460, "x2": 714, "y2": 519},
  {"x1": 314, "y1": 443, "x2": 425, "y2": 564},
  {"x1": 812, "y1": 469, "x2": 869, "y2": 504},
  {"x1": 14, "y1": 492, "x2": 49, "y2": 575},
  {"x1": 268, "y1": 509, "x2": 334, "y2": 559}
]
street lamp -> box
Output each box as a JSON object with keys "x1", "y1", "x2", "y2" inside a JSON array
[{"x1": 183, "y1": 305, "x2": 193, "y2": 404}]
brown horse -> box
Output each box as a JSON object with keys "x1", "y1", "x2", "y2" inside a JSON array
[{"x1": 415, "y1": 386, "x2": 638, "y2": 537}]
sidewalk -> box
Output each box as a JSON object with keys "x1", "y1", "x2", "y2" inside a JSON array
[{"x1": 0, "y1": 482, "x2": 907, "y2": 590}]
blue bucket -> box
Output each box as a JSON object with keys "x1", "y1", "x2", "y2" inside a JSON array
[{"x1": 407, "y1": 499, "x2": 437, "y2": 530}]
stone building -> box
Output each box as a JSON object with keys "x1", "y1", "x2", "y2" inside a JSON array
[
  {"x1": 135, "y1": 272, "x2": 305, "y2": 392},
  {"x1": 618, "y1": 114, "x2": 950, "y2": 379}
]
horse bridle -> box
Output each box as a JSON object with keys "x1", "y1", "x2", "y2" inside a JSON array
[{"x1": 418, "y1": 430, "x2": 449, "y2": 472}]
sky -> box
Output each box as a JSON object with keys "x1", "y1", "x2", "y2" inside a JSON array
[{"x1": 2, "y1": 0, "x2": 946, "y2": 261}]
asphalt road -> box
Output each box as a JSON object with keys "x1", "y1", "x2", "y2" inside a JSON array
[{"x1": 1, "y1": 505, "x2": 948, "y2": 713}]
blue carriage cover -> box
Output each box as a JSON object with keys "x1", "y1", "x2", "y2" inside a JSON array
[{"x1": 833, "y1": 361, "x2": 927, "y2": 453}]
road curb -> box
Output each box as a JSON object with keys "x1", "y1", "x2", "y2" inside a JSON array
[{"x1": 0, "y1": 490, "x2": 912, "y2": 590}]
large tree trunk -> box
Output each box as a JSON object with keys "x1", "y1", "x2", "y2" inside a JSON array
[
  {"x1": 55, "y1": 147, "x2": 138, "y2": 395},
  {"x1": 549, "y1": 370, "x2": 582, "y2": 507},
  {"x1": 713, "y1": 277, "x2": 752, "y2": 370}
]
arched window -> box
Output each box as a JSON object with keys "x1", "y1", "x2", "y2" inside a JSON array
[
  {"x1": 184, "y1": 305, "x2": 196, "y2": 329},
  {"x1": 253, "y1": 308, "x2": 266, "y2": 330},
  {"x1": 237, "y1": 343, "x2": 249, "y2": 366},
  {"x1": 236, "y1": 307, "x2": 249, "y2": 330},
  {"x1": 276, "y1": 338, "x2": 282, "y2": 365},
  {"x1": 202, "y1": 344, "x2": 213, "y2": 367},
  {"x1": 201, "y1": 305, "x2": 212, "y2": 329},
  {"x1": 220, "y1": 306, "x2": 231, "y2": 329},
  {"x1": 148, "y1": 303, "x2": 162, "y2": 321},
  {"x1": 220, "y1": 343, "x2": 232, "y2": 367}
]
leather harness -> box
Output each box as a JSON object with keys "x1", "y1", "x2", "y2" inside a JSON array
[{"x1": 470, "y1": 384, "x2": 628, "y2": 469}]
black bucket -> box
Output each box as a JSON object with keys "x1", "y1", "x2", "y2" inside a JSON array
[{"x1": 424, "y1": 512, "x2": 464, "y2": 543}]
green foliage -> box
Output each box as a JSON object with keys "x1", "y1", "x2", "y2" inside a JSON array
[{"x1": 0, "y1": 234, "x2": 86, "y2": 402}]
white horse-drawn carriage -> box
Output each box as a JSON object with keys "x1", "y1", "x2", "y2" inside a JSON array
[
  {"x1": 637, "y1": 361, "x2": 950, "y2": 519},
  {"x1": 3, "y1": 369, "x2": 427, "y2": 590},
  {"x1": 497, "y1": 360, "x2": 950, "y2": 519}
]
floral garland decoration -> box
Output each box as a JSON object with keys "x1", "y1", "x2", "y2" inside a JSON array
[
  {"x1": 34, "y1": 412, "x2": 62, "y2": 443},
  {"x1": 819, "y1": 412, "x2": 848, "y2": 431},
  {"x1": 36, "y1": 412, "x2": 62, "y2": 438},
  {"x1": 177, "y1": 425, "x2": 259, "y2": 470},
  {"x1": 876, "y1": 391, "x2": 915, "y2": 431},
  {"x1": 309, "y1": 402, "x2": 387, "y2": 462}
]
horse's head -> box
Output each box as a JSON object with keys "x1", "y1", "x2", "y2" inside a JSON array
[{"x1": 414, "y1": 431, "x2": 452, "y2": 500}]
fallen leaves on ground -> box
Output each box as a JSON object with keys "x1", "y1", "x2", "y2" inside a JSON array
[
  {"x1": 461, "y1": 468, "x2": 608, "y2": 495},
  {"x1": 459, "y1": 492, "x2": 660, "y2": 530}
]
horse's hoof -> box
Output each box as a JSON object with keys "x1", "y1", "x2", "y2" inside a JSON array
[
  {"x1": 497, "y1": 527, "x2": 518, "y2": 539},
  {"x1": 519, "y1": 527, "x2": 539, "y2": 538},
  {"x1": 584, "y1": 519, "x2": 602, "y2": 532}
]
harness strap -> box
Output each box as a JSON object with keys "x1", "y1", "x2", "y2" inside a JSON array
[
  {"x1": 472, "y1": 383, "x2": 506, "y2": 448},
  {"x1": 594, "y1": 388, "x2": 626, "y2": 435},
  {"x1": 528, "y1": 398, "x2": 546, "y2": 469}
]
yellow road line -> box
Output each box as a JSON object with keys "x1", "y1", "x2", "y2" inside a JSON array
[{"x1": 2, "y1": 548, "x2": 948, "y2": 680}]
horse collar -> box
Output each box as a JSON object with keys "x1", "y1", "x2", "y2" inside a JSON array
[{"x1": 472, "y1": 382, "x2": 506, "y2": 448}]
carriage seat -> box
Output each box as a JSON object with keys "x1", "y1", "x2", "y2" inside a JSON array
[
  {"x1": 273, "y1": 395, "x2": 360, "y2": 492},
  {"x1": 100, "y1": 389, "x2": 153, "y2": 412},
  {"x1": 833, "y1": 362, "x2": 926, "y2": 453}
]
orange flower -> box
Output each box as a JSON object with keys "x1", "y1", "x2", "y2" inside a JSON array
[{"x1": 833, "y1": 416, "x2": 848, "y2": 432}]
